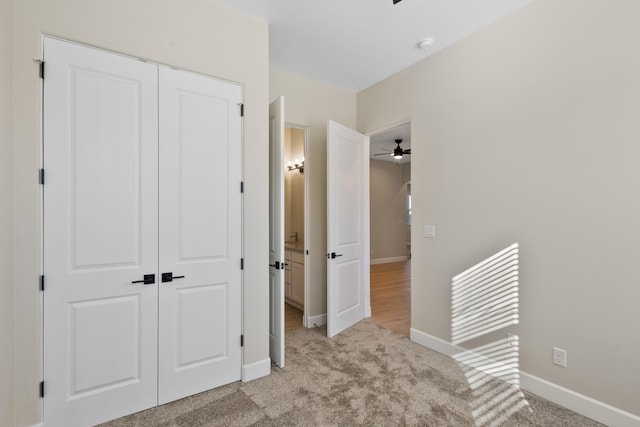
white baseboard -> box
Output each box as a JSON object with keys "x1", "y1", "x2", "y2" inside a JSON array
[
  {"x1": 29, "y1": 424, "x2": 44, "y2": 427},
  {"x1": 306, "y1": 313, "x2": 326, "y2": 328},
  {"x1": 241, "y1": 358, "x2": 271, "y2": 382},
  {"x1": 519, "y1": 371, "x2": 640, "y2": 427},
  {"x1": 410, "y1": 328, "x2": 640, "y2": 427},
  {"x1": 370, "y1": 256, "x2": 408, "y2": 265}
]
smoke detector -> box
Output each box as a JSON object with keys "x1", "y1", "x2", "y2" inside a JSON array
[{"x1": 417, "y1": 38, "x2": 434, "y2": 51}]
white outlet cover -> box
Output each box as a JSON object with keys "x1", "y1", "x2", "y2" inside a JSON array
[
  {"x1": 553, "y1": 347, "x2": 567, "y2": 367},
  {"x1": 424, "y1": 225, "x2": 435, "y2": 238}
]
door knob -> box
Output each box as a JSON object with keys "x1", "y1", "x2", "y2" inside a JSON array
[
  {"x1": 132, "y1": 274, "x2": 155, "y2": 284},
  {"x1": 269, "y1": 261, "x2": 281, "y2": 269},
  {"x1": 161, "y1": 272, "x2": 185, "y2": 283},
  {"x1": 329, "y1": 252, "x2": 343, "y2": 259}
]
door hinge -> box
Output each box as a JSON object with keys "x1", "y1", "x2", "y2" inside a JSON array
[
  {"x1": 240, "y1": 103, "x2": 244, "y2": 117},
  {"x1": 240, "y1": 181, "x2": 244, "y2": 193},
  {"x1": 40, "y1": 381, "x2": 44, "y2": 398},
  {"x1": 39, "y1": 61, "x2": 45, "y2": 79},
  {"x1": 240, "y1": 258, "x2": 244, "y2": 270},
  {"x1": 240, "y1": 335, "x2": 244, "y2": 347},
  {"x1": 39, "y1": 168, "x2": 45, "y2": 185},
  {"x1": 39, "y1": 275, "x2": 45, "y2": 292}
]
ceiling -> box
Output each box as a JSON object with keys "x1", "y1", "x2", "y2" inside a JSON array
[
  {"x1": 370, "y1": 123, "x2": 411, "y2": 164},
  {"x1": 217, "y1": 0, "x2": 532, "y2": 92}
]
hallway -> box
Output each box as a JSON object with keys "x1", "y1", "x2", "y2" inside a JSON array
[
  {"x1": 284, "y1": 260, "x2": 411, "y2": 336},
  {"x1": 370, "y1": 260, "x2": 411, "y2": 336}
]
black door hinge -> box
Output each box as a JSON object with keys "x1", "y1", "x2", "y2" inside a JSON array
[
  {"x1": 40, "y1": 381, "x2": 45, "y2": 398},
  {"x1": 240, "y1": 181, "x2": 244, "y2": 193},
  {"x1": 240, "y1": 104, "x2": 244, "y2": 117},
  {"x1": 240, "y1": 335, "x2": 244, "y2": 347},
  {"x1": 39, "y1": 61, "x2": 45, "y2": 79},
  {"x1": 240, "y1": 258, "x2": 244, "y2": 270},
  {"x1": 40, "y1": 275, "x2": 45, "y2": 291},
  {"x1": 39, "y1": 169, "x2": 45, "y2": 185}
]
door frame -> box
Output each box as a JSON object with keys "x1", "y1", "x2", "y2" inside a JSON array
[
  {"x1": 40, "y1": 36, "x2": 246, "y2": 424},
  {"x1": 364, "y1": 117, "x2": 412, "y2": 317},
  {"x1": 284, "y1": 122, "x2": 310, "y2": 326}
]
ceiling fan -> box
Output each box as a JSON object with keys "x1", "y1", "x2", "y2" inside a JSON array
[{"x1": 374, "y1": 139, "x2": 411, "y2": 159}]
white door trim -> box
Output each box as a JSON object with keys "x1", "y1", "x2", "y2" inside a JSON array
[
  {"x1": 41, "y1": 36, "x2": 244, "y2": 425},
  {"x1": 285, "y1": 122, "x2": 310, "y2": 327}
]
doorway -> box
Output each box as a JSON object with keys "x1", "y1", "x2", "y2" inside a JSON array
[
  {"x1": 368, "y1": 122, "x2": 412, "y2": 336},
  {"x1": 269, "y1": 114, "x2": 371, "y2": 349},
  {"x1": 283, "y1": 124, "x2": 308, "y2": 332}
]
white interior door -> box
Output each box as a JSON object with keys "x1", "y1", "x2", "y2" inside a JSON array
[
  {"x1": 158, "y1": 67, "x2": 243, "y2": 404},
  {"x1": 269, "y1": 96, "x2": 285, "y2": 367},
  {"x1": 326, "y1": 120, "x2": 371, "y2": 338},
  {"x1": 43, "y1": 37, "x2": 159, "y2": 426}
]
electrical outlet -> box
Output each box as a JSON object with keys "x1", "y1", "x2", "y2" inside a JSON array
[{"x1": 552, "y1": 347, "x2": 567, "y2": 367}]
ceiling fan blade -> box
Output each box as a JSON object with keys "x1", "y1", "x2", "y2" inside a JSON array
[
  {"x1": 374, "y1": 152, "x2": 393, "y2": 156},
  {"x1": 393, "y1": 0, "x2": 403, "y2": 4}
]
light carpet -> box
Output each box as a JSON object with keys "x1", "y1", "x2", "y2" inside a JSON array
[{"x1": 101, "y1": 319, "x2": 603, "y2": 426}]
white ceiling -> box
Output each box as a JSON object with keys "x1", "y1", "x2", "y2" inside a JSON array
[
  {"x1": 217, "y1": 0, "x2": 532, "y2": 92},
  {"x1": 370, "y1": 123, "x2": 411, "y2": 164}
]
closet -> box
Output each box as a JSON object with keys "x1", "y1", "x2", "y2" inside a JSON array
[{"x1": 42, "y1": 38, "x2": 242, "y2": 426}]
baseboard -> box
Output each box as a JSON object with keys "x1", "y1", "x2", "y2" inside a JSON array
[
  {"x1": 241, "y1": 358, "x2": 271, "y2": 382},
  {"x1": 410, "y1": 328, "x2": 640, "y2": 427},
  {"x1": 29, "y1": 424, "x2": 44, "y2": 427},
  {"x1": 519, "y1": 371, "x2": 640, "y2": 427},
  {"x1": 370, "y1": 256, "x2": 408, "y2": 265},
  {"x1": 306, "y1": 313, "x2": 326, "y2": 328},
  {"x1": 284, "y1": 298, "x2": 303, "y2": 311}
]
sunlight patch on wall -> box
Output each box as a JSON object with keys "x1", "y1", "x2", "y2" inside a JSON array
[
  {"x1": 451, "y1": 243, "x2": 519, "y2": 345},
  {"x1": 451, "y1": 243, "x2": 531, "y2": 426}
]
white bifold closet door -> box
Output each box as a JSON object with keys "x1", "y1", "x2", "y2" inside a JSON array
[{"x1": 43, "y1": 38, "x2": 242, "y2": 427}]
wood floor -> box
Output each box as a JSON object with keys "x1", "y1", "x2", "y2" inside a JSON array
[
  {"x1": 285, "y1": 303, "x2": 304, "y2": 333},
  {"x1": 284, "y1": 260, "x2": 411, "y2": 336},
  {"x1": 370, "y1": 260, "x2": 411, "y2": 336}
]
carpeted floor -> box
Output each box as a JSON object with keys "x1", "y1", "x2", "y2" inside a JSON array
[{"x1": 101, "y1": 319, "x2": 603, "y2": 426}]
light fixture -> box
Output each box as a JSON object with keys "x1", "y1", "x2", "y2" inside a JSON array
[
  {"x1": 287, "y1": 158, "x2": 304, "y2": 173},
  {"x1": 393, "y1": 147, "x2": 403, "y2": 160},
  {"x1": 417, "y1": 38, "x2": 434, "y2": 51}
]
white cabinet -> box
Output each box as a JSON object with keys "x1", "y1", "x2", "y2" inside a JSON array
[{"x1": 284, "y1": 248, "x2": 304, "y2": 309}]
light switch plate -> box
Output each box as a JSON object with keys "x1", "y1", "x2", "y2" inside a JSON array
[{"x1": 424, "y1": 225, "x2": 435, "y2": 238}]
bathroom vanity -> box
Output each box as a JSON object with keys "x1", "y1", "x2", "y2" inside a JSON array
[{"x1": 284, "y1": 244, "x2": 305, "y2": 309}]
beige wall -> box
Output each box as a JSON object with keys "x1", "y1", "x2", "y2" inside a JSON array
[
  {"x1": 270, "y1": 68, "x2": 356, "y2": 319},
  {"x1": 284, "y1": 127, "x2": 292, "y2": 241},
  {"x1": 284, "y1": 127, "x2": 305, "y2": 245},
  {"x1": 1, "y1": 0, "x2": 14, "y2": 425},
  {"x1": 289, "y1": 128, "x2": 305, "y2": 244},
  {"x1": 12, "y1": 1, "x2": 269, "y2": 424},
  {"x1": 358, "y1": 0, "x2": 640, "y2": 416},
  {"x1": 370, "y1": 160, "x2": 409, "y2": 261}
]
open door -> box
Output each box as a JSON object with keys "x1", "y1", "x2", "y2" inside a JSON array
[
  {"x1": 327, "y1": 120, "x2": 370, "y2": 338},
  {"x1": 269, "y1": 96, "x2": 285, "y2": 367}
]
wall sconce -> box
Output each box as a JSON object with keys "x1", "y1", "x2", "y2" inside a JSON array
[{"x1": 287, "y1": 158, "x2": 304, "y2": 174}]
